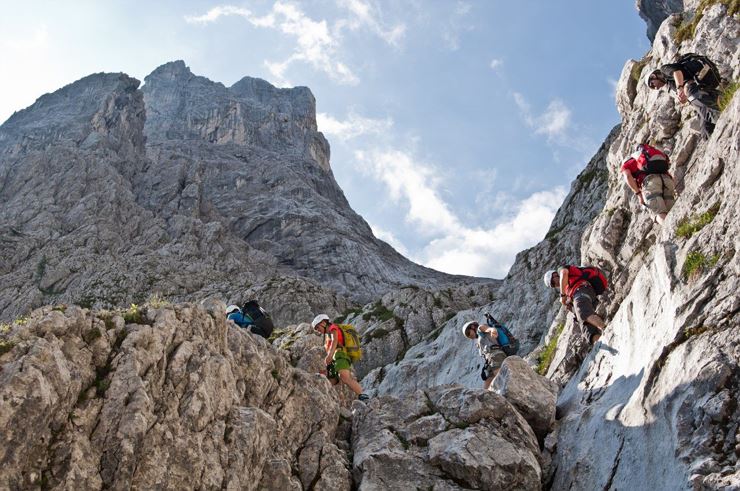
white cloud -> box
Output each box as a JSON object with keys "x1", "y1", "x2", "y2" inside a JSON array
[
  {"x1": 513, "y1": 91, "x2": 571, "y2": 139},
  {"x1": 185, "y1": 2, "x2": 358, "y2": 86},
  {"x1": 355, "y1": 148, "x2": 566, "y2": 277},
  {"x1": 442, "y1": 1, "x2": 473, "y2": 51},
  {"x1": 489, "y1": 58, "x2": 503, "y2": 70},
  {"x1": 335, "y1": 0, "x2": 406, "y2": 46},
  {"x1": 317, "y1": 112, "x2": 393, "y2": 141}
]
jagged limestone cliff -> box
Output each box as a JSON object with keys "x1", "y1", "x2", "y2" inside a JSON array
[
  {"x1": 0, "y1": 62, "x2": 470, "y2": 326},
  {"x1": 0, "y1": 1, "x2": 738, "y2": 490}
]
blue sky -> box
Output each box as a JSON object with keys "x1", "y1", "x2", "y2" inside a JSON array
[{"x1": 0, "y1": 0, "x2": 650, "y2": 278}]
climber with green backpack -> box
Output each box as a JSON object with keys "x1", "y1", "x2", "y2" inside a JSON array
[
  {"x1": 544, "y1": 266, "x2": 608, "y2": 345},
  {"x1": 311, "y1": 314, "x2": 370, "y2": 401},
  {"x1": 645, "y1": 53, "x2": 722, "y2": 139},
  {"x1": 462, "y1": 313, "x2": 519, "y2": 389}
]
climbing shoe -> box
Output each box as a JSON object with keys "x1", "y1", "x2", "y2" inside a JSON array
[{"x1": 358, "y1": 393, "x2": 370, "y2": 402}]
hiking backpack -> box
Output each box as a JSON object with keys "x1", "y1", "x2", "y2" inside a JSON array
[
  {"x1": 675, "y1": 53, "x2": 721, "y2": 89},
  {"x1": 572, "y1": 266, "x2": 608, "y2": 296},
  {"x1": 635, "y1": 144, "x2": 670, "y2": 175},
  {"x1": 334, "y1": 324, "x2": 363, "y2": 362},
  {"x1": 242, "y1": 300, "x2": 275, "y2": 339},
  {"x1": 485, "y1": 314, "x2": 520, "y2": 356}
]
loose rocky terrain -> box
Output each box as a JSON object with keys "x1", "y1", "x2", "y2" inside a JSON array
[{"x1": 0, "y1": 0, "x2": 738, "y2": 489}]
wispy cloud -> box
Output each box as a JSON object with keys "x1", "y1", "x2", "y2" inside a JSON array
[
  {"x1": 186, "y1": 2, "x2": 357, "y2": 85},
  {"x1": 336, "y1": 0, "x2": 406, "y2": 46},
  {"x1": 186, "y1": 1, "x2": 404, "y2": 86},
  {"x1": 317, "y1": 112, "x2": 393, "y2": 141},
  {"x1": 355, "y1": 148, "x2": 565, "y2": 277},
  {"x1": 489, "y1": 58, "x2": 503, "y2": 70},
  {"x1": 513, "y1": 92, "x2": 571, "y2": 139},
  {"x1": 442, "y1": 1, "x2": 473, "y2": 51}
]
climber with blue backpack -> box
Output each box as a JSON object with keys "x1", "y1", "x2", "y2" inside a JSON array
[
  {"x1": 311, "y1": 313, "x2": 370, "y2": 401},
  {"x1": 462, "y1": 313, "x2": 519, "y2": 389},
  {"x1": 225, "y1": 300, "x2": 275, "y2": 339},
  {"x1": 645, "y1": 53, "x2": 722, "y2": 139},
  {"x1": 544, "y1": 266, "x2": 608, "y2": 345},
  {"x1": 621, "y1": 143, "x2": 675, "y2": 224}
]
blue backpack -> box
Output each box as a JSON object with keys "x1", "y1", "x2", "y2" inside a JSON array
[{"x1": 485, "y1": 314, "x2": 520, "y2": 356}]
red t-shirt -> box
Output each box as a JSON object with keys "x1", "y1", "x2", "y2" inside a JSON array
[
  {"x1": 325, "y1": 324, "x2": 345, "y2": 350},
  {"x1": 621, "y1": 158, "x2": 646, "y2": 186},
  {"x1": 561, "y1": 265, "x2": 589, "y2": 297}
]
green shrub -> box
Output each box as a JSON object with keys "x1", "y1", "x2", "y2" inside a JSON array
[
  {"x1": 122, "y1": 303, "x2": 144, "y2": 324},
  {"x1": 718, "y1": 81, "x2": 739, "y2": 112},
  {"x1": 537, "y1": 323, "x2": 565, "y2": 375},
  {"x1": 83, "y1": 328, "x2": 102, "y2": 344},
  {"x1": 676, "y1": 203, "x2": 720, "y2": 239},
  {"x1": 682, "y1": 250, "x2": 721, "y2": 278},
  {"x1": 146, "y1": 293, "x2": 170, "y2": 308},
  {"x1": 363, "y1": 301, "x2": 395, "y2": 322},
  {"x1": 0, "y1": 338, "x2": 17, "y2": 356}
]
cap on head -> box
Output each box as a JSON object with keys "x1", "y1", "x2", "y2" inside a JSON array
[
  {"x1": 226, "y1": 305, "x2": 241, "y2": 315},
  {"x1": 543, "y1": 270, "x2": 558, "y2": 288},
  {"x1": 312, "y1": 314, "x2": 330, "y2": 329},
  {"x1": 461, "y1": 321, "x2": 478, "y2": 337}
]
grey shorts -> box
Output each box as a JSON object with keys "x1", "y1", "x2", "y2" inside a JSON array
[
  {"x1": 573, "y1": 284, "x2": 601, "y2": 341},
  {"x1": 642, "y1": 174, "x2": 675, "y2": 216},
  {"x1": 483, "y1": 349, "x2": 507, "y2": 373}
]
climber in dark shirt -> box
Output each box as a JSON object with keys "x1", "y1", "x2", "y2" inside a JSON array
[{"x1": 645, "y1": 54, "x2": 721, "y2": 139}]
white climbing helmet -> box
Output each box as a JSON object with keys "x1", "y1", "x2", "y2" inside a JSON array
[
  {"x1": 461, "y1": 321, "x2": 478, "y2": 338},
  {"x1": 312, "y1": 313, "x2": 330, "y2": 329},
  {"x1": 543, "y1": 270, "x2": 558, "y2": 288},
  {"x1": 225, "y1": 305, "x2": 241, "y2": 315}
]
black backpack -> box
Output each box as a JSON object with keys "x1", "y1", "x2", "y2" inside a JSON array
[
  {"x1": 676, "y1": 53, "x2": 721, "y2": 89},
  {"x1": 242, "y1": 300, "x2": 274, "y2": 339}
]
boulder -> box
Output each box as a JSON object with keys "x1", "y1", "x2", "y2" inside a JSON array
[
  {"x1": 352, "y1": 384, "x2": 541, "y2": 490},
  {"x1": 491, "y1": 356, "x2": 558, "y2": 442}
]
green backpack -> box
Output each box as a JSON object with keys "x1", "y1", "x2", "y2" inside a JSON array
[{"x1": 336, "y1": 324, "x2": 363, "y2": 362}]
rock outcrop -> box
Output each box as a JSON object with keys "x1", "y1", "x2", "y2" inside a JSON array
[
  {"x1": 0, "y1": 302, "x2": 351, "y2": 490},
  {"x1": 0, "y1": 61, "x2": 469, "y2": 325},
  {"x1": 352, "y1": 385, "x2": 542, "y2": 490}
]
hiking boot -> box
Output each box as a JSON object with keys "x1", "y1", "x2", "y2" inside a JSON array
[
  {"x1": 589, "y1": 328, "x2": 604, "y2": 346},
  {"x1": 358, "y1": 393, "x2": 370, "y2": 402}
]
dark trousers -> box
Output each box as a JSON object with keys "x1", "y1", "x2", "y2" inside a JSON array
[{"x1": 687, "y1": 82, "x2": 720, "y2": 139}]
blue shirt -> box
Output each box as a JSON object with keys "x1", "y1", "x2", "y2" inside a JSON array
[{"x1": 227, "y1": 312, "x2": 254, "y2": 328}]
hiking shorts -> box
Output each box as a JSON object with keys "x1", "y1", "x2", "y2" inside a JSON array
[
  {"x1": 481, "y1": 349, "x2": 507, "y2": 380},
  {"x1": 642, "y1": 174, "x2": 675, "y2": 216},
  {"x1": 573, "y1": 283, "x2": 598, "y2": 325},
  {"x1": 332, "y1": 350, "x2": 352, "y2": 372}
]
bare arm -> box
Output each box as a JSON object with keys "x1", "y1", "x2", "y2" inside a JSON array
[
  {"x1": 478, "y1": 325, "x2": 498, "y2": 340},
  {"x1": 622, "y1": 169, "x2": 640, "y2": 194},
  {"x1": 672, "y1": 70, "x2": 688, "y2": 103},
  {"x1": 559, "y1": 268, "x2": 569, "y2": 306},
  {"x1": 325, "y1": 331, "x2": 338, "y2": 365}
]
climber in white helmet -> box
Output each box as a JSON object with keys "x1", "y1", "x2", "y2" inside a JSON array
[
  {"x1": 462, "y1": 316, "x2": 508, "y2": 389},
  {"x1": 311, "y1": 313, "x2": 369, "y2": 401}
]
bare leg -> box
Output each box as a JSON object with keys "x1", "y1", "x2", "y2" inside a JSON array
[
  {"x1": 656, "y1": 213, "x2": 667, "y2": 225},
  {"x1": 339, "y1": 369, "x2": 363, "y2": 395},
  {"x1": 586, "y1": 314, "x2": 606, "y2": 330},
  {"x1": 483, "y1": 370, "x2": 499, "y2": 390}
]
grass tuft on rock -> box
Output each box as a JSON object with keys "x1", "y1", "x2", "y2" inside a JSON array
[
  {"x1": 682, "y1": 250, "x2": 721, "y2": 279},
  {"x1": 537, "y1": 323, "x2": 565, "y2": 375},
  {"x1": 676, "y1": 203, "x2": 720, "y2": 239},
  {"x1": 718, "y1": 80, "x2": 739, "y2": 112}
]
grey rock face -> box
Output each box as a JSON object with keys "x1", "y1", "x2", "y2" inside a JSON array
[
  {"x1": 491, "y1": 356, "x2": 558, "y2": 443},
  {"x1": 0, "y1": 303, "x2": 351, "y2": 490},
  {"x1": 351, "y1": 385, "x2": 541, "y2": 490},
  {"x1": 0, "y1": 61, "x2": 465, "y2": 325},
  {"x1": 636, "y1": 0, "x2": 685, "y2": 41}
]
